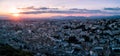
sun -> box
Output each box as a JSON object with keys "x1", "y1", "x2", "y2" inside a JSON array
[
  {"x1": 13, "y1": 13, "x2": 19, "y2": 17},
  {"x1": 8, "y1": 8, "x2": 22, "y2": 21},
  {"x1": 9, "y1": 8, "x2": 21, "y2": 17}
]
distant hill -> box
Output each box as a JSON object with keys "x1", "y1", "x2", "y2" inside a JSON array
[
  {"x1": 88, "y1": 15, "x2": 120, "y2": 19},
  {"x1": 0, "y1": 15, "x2": 120, "y2": 20},
  {"x1": 0, "y1": 16, "x2": 9, "y2": 20},
  {"x1": 51, "y1": 15, "x2": 120, "y2": 20},
  {"x1": 51, "y1": 16, "x2": 86, "y2": 20}
]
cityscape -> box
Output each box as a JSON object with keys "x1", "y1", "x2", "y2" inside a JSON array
[
  {"x1": 0, "y1": 17, "x2": 120, "y2": 56},
  {"x1": 0, "y1": 0, "x2": 120, "y2": 56}
]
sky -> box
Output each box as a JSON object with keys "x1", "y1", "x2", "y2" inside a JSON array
[{"x1": 0, "y1": 0, "x2": 120, "y2": 18}]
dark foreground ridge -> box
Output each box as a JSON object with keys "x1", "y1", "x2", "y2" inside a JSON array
[
  {"x1": 0, "y1": 18, "x2": 120, "y2": 56},
  {"x1": 0, "y1": 43, "x2": 33, "y2": 56}
]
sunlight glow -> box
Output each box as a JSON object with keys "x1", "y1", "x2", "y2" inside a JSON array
[{"x1": 9, "y1": 8, "x2": 21, "y2": 17}]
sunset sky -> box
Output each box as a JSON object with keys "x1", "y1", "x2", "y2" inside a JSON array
[{"x1": 0, "y1": 0, "x2": 120, "y2": 18}]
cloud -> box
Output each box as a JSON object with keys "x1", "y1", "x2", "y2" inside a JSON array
[
  {"x1": 40, "y1": 7, "x2": 58, "y2": 10},
  {"x1": 18, "y1": 7, "x2": 120, "y2": 15},
  {"x1": 104, "y1": 7, "x2": 120, "y2": 11},
  {"x1": 18, "y1": 6, "x2": 58, "y2": 10},
  {"x1": 18, "y1": 6, "x2": 34, "y2": 10},
  {"x1": 19, "y1": 8, "x2": 103, "y2": 14},
  {"x1": 69, "y1": 8, "x2": 86, "y2": 10}
]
